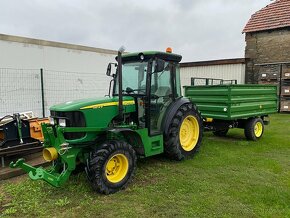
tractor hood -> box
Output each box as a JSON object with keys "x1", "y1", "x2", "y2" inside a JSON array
[{"x1": 50, "y1": 96, "x2": 135, "y2": 112}]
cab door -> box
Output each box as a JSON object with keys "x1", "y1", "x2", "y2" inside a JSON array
[{"x1": 148, "y1": 61, "x2": 174, "y2": 135}]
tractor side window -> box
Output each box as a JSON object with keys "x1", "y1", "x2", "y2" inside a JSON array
[
  {"x1": 149, "y1": 61, "x2": 173, "y2": 135},
  {"x1": 175, "y1": 64, "x2": 182, "y2": 97},
  {"x1": 151, "y1": 62, "x2": 172, "y2": 98}
]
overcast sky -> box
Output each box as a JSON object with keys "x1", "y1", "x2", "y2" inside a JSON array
[{"x1": 0, "y1": 0, "x2": 271, "y2": 62}]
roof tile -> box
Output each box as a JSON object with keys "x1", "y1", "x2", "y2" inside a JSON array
[{"x1": 243, "y1": 0, "x2": 290, "y2": 33}]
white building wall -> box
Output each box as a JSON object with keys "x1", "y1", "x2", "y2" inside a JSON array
[
  {"x1": 0, "y1": 34, "x2": 117, "y2": 117},
  {"x1": 180, "y1": 64, "x2": 245, "y2": 88},
  {"x1": 0, "y1": 34, "x2": 246, "y2": 117}
]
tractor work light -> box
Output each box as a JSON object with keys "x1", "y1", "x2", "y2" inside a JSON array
[
  {"x1": 138, "y1": 53, "x2": 145, "y2": 61},
  {"x1": 166, "y1": 47, "x2": 172, "y2": 53}
]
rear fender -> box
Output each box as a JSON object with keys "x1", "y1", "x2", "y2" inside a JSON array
[{"x1": 161, "y1": 97, "x2": 191, "y2": 135}]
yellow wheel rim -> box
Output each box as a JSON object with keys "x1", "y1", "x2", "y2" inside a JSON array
[
  {"x1": 254, "y1": 122, "x2": 263, "y2": 137},
  {"x1": 106, "y1": 153, "x2": 129, "y2": 183},
  {"x1": 179, "y1": 115, "x2": 199, "y2": 151}
]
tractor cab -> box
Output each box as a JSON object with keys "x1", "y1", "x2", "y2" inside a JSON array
[{"x1": 107, "y1": 49, "x2": 183, "y2": 135}]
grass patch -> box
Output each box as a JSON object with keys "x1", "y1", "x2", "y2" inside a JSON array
[{"x1": 1, "y1": 114, "x2": 290, "y2": 217}]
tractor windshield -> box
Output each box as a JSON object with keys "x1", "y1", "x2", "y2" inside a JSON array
[{"x1": 114, "y1": 61, "x2": 148, "y2": 95}]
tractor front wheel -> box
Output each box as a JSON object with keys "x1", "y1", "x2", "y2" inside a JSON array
[
  {"x1": 164, "y1": 103, "x2": 203, "y2": 160},
  {"x1": 85, "y1": 140, "x2": 137, "y2": 194}
]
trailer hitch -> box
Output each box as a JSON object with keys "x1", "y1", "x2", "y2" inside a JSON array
[
  {"x1": 10, "y1": 158, "x2": 73, "y2": 187},
  {"x1": 10, "y1": 158, "x2": 37, "y2": 175},
  {"x1": 9, "y1": 124, "x2": 84, "y2": 187}
]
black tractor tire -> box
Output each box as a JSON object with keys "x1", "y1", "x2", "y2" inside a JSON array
[
  {"x1": 244, "y1": 118, "x2": 264, "y2": 141},
  {"x1": 85, "y1": 140, "x2": 137, "y2": 194},
  {"x1": 213, "y1": 128, "x2": 229, "y2": 137},
  {"x1": 164, "y1": 103, "x2": 203, "y2": 160}
]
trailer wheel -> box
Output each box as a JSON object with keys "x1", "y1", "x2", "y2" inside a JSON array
[
  {"x1": 213, "y1": 128, "x2": 229, "y2": 137},
  {"x1": 164, "y1": 103, "x2": 203, "y2": 160},
  {"x1": 85, "y1": 140, "x2": 137, "y2": 194},
  {"x1": 244, "y1": 118, "x2": 264, "y2": 141}
]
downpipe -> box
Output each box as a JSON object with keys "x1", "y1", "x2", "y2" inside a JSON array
[{"x1": 117, "y1": 46, "x2": 125, "y2": 120}]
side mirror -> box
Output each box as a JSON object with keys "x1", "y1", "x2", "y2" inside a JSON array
[
  {"x1": 106, "y1": 63, "x2": 117, "y2": 77},
  {"x1": 154, "y1": 59, "x2": 165, "y2": 73}
]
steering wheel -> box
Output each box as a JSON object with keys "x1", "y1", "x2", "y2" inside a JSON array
[
  {"x1": 124, "y1": 87, "x2": 161, "y2": 101},
  {"x1": 125, "y1": 87, "x2": 146, "y2": 94},
  {"x1": 150, "y1": 94, "x2": 159, "y2": 100}
]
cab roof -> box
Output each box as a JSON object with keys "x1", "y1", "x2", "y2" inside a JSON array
[{"x1": 120, "y1": 51, "x2": 182, "y2": 63}]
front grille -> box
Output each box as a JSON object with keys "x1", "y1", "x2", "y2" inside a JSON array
[{"x1": 50, "y1": 111, "x2": 86, "y2": 140}]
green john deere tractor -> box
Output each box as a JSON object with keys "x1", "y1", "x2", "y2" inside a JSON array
[{"x1": 10, "y1": 48, "x2": 203, "y2": 194}]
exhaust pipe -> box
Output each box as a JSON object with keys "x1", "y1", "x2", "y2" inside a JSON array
[{"x1": 117, "y1": 46, "x2": 125, "y2": 120}]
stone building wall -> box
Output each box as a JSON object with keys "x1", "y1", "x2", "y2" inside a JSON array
[{"x1": 245, "y1": 28, "x2": 290, "y2": 83}]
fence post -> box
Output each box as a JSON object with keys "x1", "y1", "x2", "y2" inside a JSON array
[
  {"x1": 40, "y1": 68, "x2": 45, "y2": 118},
  {"x1": 206, "y1": 79, "x2": 209, "y2": 85}
]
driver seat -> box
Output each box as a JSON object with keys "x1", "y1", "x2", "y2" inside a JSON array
[
  {"x1": 154, "y1": 86, "x2": 171, "y2": 103},
  {"x1": 155, "y1": 86, "x2": 171, "y2": 97}
]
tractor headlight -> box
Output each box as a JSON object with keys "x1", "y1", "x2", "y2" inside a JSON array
[
  {"x1": 49, "y1": 117, "x2": 55, "y2": 125},
  {"x1": 59, "y1": 118, "x2": 66, "y2": 127}
]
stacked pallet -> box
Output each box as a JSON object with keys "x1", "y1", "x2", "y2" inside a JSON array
[
  {"x1": 257, "y1": 63, "x2": 290, "y2": 113},
  {"x1": 258, "y1": 65, "x2": 280, "y2": 94},
  {"x1": 280, "y1": 64, "x2": 290, "y2": 112}
]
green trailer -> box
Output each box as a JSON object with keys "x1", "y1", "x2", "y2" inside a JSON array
[{"x1": 184, "y1": 84, "x2": 278, "y2": 140}]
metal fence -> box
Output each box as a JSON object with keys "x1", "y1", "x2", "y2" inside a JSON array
[{"x1": 0, "y1": 68, "x2": 110, "y2": 117}]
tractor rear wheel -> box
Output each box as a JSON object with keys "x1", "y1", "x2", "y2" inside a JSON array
[
  {"x1": 244, "y1": 118, "x2": 264, "y2": 141},
  {"x1": 164, "y1": 103, "x2": 203, "y2": 160},
  {"x1": 85, "y1": 140, "x2": 137, "y2": 194}
]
